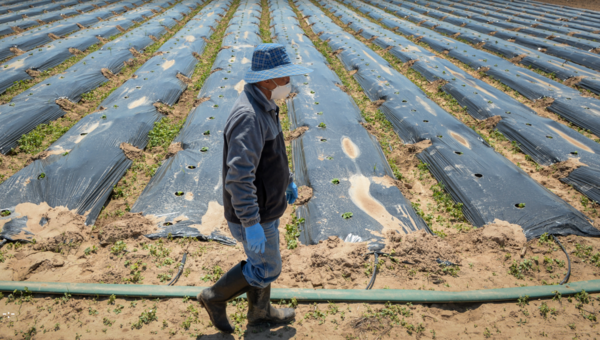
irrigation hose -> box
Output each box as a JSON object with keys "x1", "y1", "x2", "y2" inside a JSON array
[
  {"x1": 2, "y1": 280, "x2": 600, "y2": 303},
  {"x1": 552, "y1": 235, "x2": 571, "y2": 285},
  {"x1": 167, "y1": 253, "x2": 187, "y2": 286},
  {"x1": 364, "y1": 252, "x2": 414, "y2": 290},
  {"x1": 365, "y1": 252, "x2": 380, "y2": 290}
]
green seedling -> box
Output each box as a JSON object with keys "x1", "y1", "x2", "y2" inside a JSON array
[
  {"x1": 110, "y1": 241, "x2": 127, "y2": 255},
  {"x1": 517, "y1": 295, "x2": 529, "y2": 308},
  {"x1": 342, "y1": 212, "x2": 353, "y2": 219},
  {"x1": 285, "y1": 212, "x2": 304, "y2": 250},
  {"x1": 84, "y1": 245, "x2": 97, "y2": 256},
  {"x1": 318, "y1": 122, "x2": 326, "y2": 128},
  {"x1": 331, "y1": 178, "x2": 340, "y2": 184}
]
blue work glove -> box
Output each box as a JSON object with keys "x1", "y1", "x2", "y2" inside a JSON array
[
  {"x1": 245, "y1": 223, "x2": 266, "y2": 254},
  {"x1": 286, "y1": 182, "x2": 298, "y2": 204}
]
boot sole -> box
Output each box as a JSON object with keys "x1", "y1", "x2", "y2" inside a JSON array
[{"x1": 248, "y1": 316, "x2": 295, "y2": 327}]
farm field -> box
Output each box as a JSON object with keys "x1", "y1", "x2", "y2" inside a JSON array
[{"x1": 2, "y1": 0, "x2": 600, "y2": 338}]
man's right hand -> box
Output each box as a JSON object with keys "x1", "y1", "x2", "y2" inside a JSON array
[{"x1": 245, "y1": 223, "x2": 266, "y2": 253}]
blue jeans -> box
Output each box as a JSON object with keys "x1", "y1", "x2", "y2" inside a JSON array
[{"x1": 228, "y1": 219, "x2": 282, "y2": 288}]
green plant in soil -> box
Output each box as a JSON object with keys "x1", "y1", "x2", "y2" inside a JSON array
[
  {"x1": 84, "y1": 245, "x2": 97, "y2": 256},
  {"x1": 508, "y1": 258, "x2": 536, "y2": 279},
  {"x1": 147, "y1": 118, "x2": 184, "y2": 151},
  {"x1": 201, "y1": 265, "x2": 224, "y2": 282},
  {"x1": 284, "y1": 211, "x2": 305, "y2": 250},
  {"x1": 110, "y1": 240, "x2": 127, "y2": 255},
  {"x1": 132, "y1": 304, "x2": 158, "y2": 329},
  {"x1": 157, "y1": 273, "x2": 172, "y2": 283},
  {"x1": 342, "y1": 212, "x2": 353, "y2": 219},
  {"x1": 517, "y1": 295, "x2": 529, "y2": 308}
]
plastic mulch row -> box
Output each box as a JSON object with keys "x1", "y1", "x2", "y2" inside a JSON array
[
  {"x1": 357, "y1": 0, "x2": 600, "y2": 139},
  {"x1": 0, "y1": 0, "x2": 226, "y2": 242},
  {"x1": 268, "y1": 0, "x2": 427, "y2": 250},
  {"x1": 131, "y1": 0, "x2": 263, "y2": 245},
  {"x1": 0, "y1": 0, "x2": 182, "y2": 154},
  {"x1": 0, "y1": 0, "x2": 119, "y2": 36},
  {"x1": 0, "y1": 0, "x2": 144, "y2": 61},
  {"x1": 300, "y1": 0, "x2": 599, "y2": 240}
]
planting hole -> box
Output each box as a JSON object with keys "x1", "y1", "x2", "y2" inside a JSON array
[
  {"x1": 175, "y1": 191, "x2": 184, "y2": 196},
  {"x1": 38, "y1": 173, "x2": 46, "y2": 180},
  {"x1": 454, "y1": 151, "x2": 463, "y2": 155},
  {"x1": 515, "y1": 203, "x2": 526, "y2": 209},
  {"x1": 0, "y1": 210, "x2": 10, "y2": 217},
  {"x1": 163, "y1": 222, "x2": 173, "y2": 226},
  {"x1": 423, "y1": 120, "x2": 428, "y2": 123},
  {"x1": 187, "y1": 165, "x2": 196, "y2": 169},
  {"x1": 80, "y1": 133, "x2": 87, "y2": 136},
  {"x1": 201, "y1": 147, "x2": 208, "y2": 152},
  {"x1": 474, "y1": 174, "x2": 483, "y2": 178},
  {"x1": 525, "y1": 123, "x2": 532, "y2": 126},
  {"x1": 546, "y1": 135, "x2": 553, "y2": 139},
  {"x1": 321, "y1": 138, "x2": 327, "y2": 142}
]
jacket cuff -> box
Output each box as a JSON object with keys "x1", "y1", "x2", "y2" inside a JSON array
[{"x1": 242, "y1": 216, "x2": 261, "y2": 228}]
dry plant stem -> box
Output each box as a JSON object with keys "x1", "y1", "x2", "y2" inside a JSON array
[
  {"x1": 329, "y1": 0, "x2": 600, "y2": 225},
  {"x1": 0, "y1": 1, "x2": 180, "y2": 105},
  {"x1": 289, "y1": 0, "x2": 473, "y2": 236},
  {"x1": 96, "y1": 0, "x2": 242, "y2": 225},
  {"x1": 0, "y1": 1, "x2": 210, "y2": 186}
]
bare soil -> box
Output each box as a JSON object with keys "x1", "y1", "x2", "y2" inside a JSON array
[{"x1": 2, "y1": 206, "x2": 600, "y2": 338}]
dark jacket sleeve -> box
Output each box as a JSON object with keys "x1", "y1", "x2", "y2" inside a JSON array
[{"x1": 224, "y1": 109, "x2": 264, "y2": 227}]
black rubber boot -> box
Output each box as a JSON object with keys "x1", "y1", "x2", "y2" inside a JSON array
[
  {"x1": 247, "y1": 284, "x2": 295, "y2": 326},
  {"x1": 197, "y1": 261, "x2": 250, "y2": 333}
]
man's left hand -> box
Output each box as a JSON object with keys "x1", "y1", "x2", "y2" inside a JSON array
[{"x1": 286, "y1": 182, "x2": 298, "y2": 204}]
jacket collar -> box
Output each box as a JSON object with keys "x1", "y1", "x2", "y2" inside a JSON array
[{"x1": 245, "y1": 83, "x2": 277, "y2": 113}]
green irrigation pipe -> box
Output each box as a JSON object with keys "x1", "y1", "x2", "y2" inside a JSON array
[{"x1": 1, "y1": 280, "x2": 599, "y2": 303}]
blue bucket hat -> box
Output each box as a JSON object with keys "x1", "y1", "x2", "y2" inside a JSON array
[{"x1": 244, "y1": 43, "x2": 313, "y2": 83}]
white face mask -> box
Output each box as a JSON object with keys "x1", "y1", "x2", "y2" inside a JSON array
[{"x1": 268, "y1": 79, "x2": 292, "y2": 100}]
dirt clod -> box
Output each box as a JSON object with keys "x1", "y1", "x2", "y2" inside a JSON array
[
  {"x1": 97, "y1": 213, "x2": 155, "y2": 246},
  {"x1": 295, "y1": 185, "x2": 313, "y2": 206},
  {"x1": 539, "y1": 158, "x2": 585, "y2": 178},
  {"x1": 166, "y1": 142, "x2": 183, "y2": 158},
  {"x1": 384, "y1": 230, "x2": 459, "y2": 272},
  {"x1": 119, "y1": 143, "x2": 143, "y2": 160}
]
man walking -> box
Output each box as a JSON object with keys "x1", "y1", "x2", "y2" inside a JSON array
[{"x1": 197, "y1": 43, "x2": 313, "y2": 333}]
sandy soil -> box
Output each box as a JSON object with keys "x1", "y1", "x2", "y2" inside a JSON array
[{"x1": 1, "y1": 206, "x2": 600, "y2": 339}]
